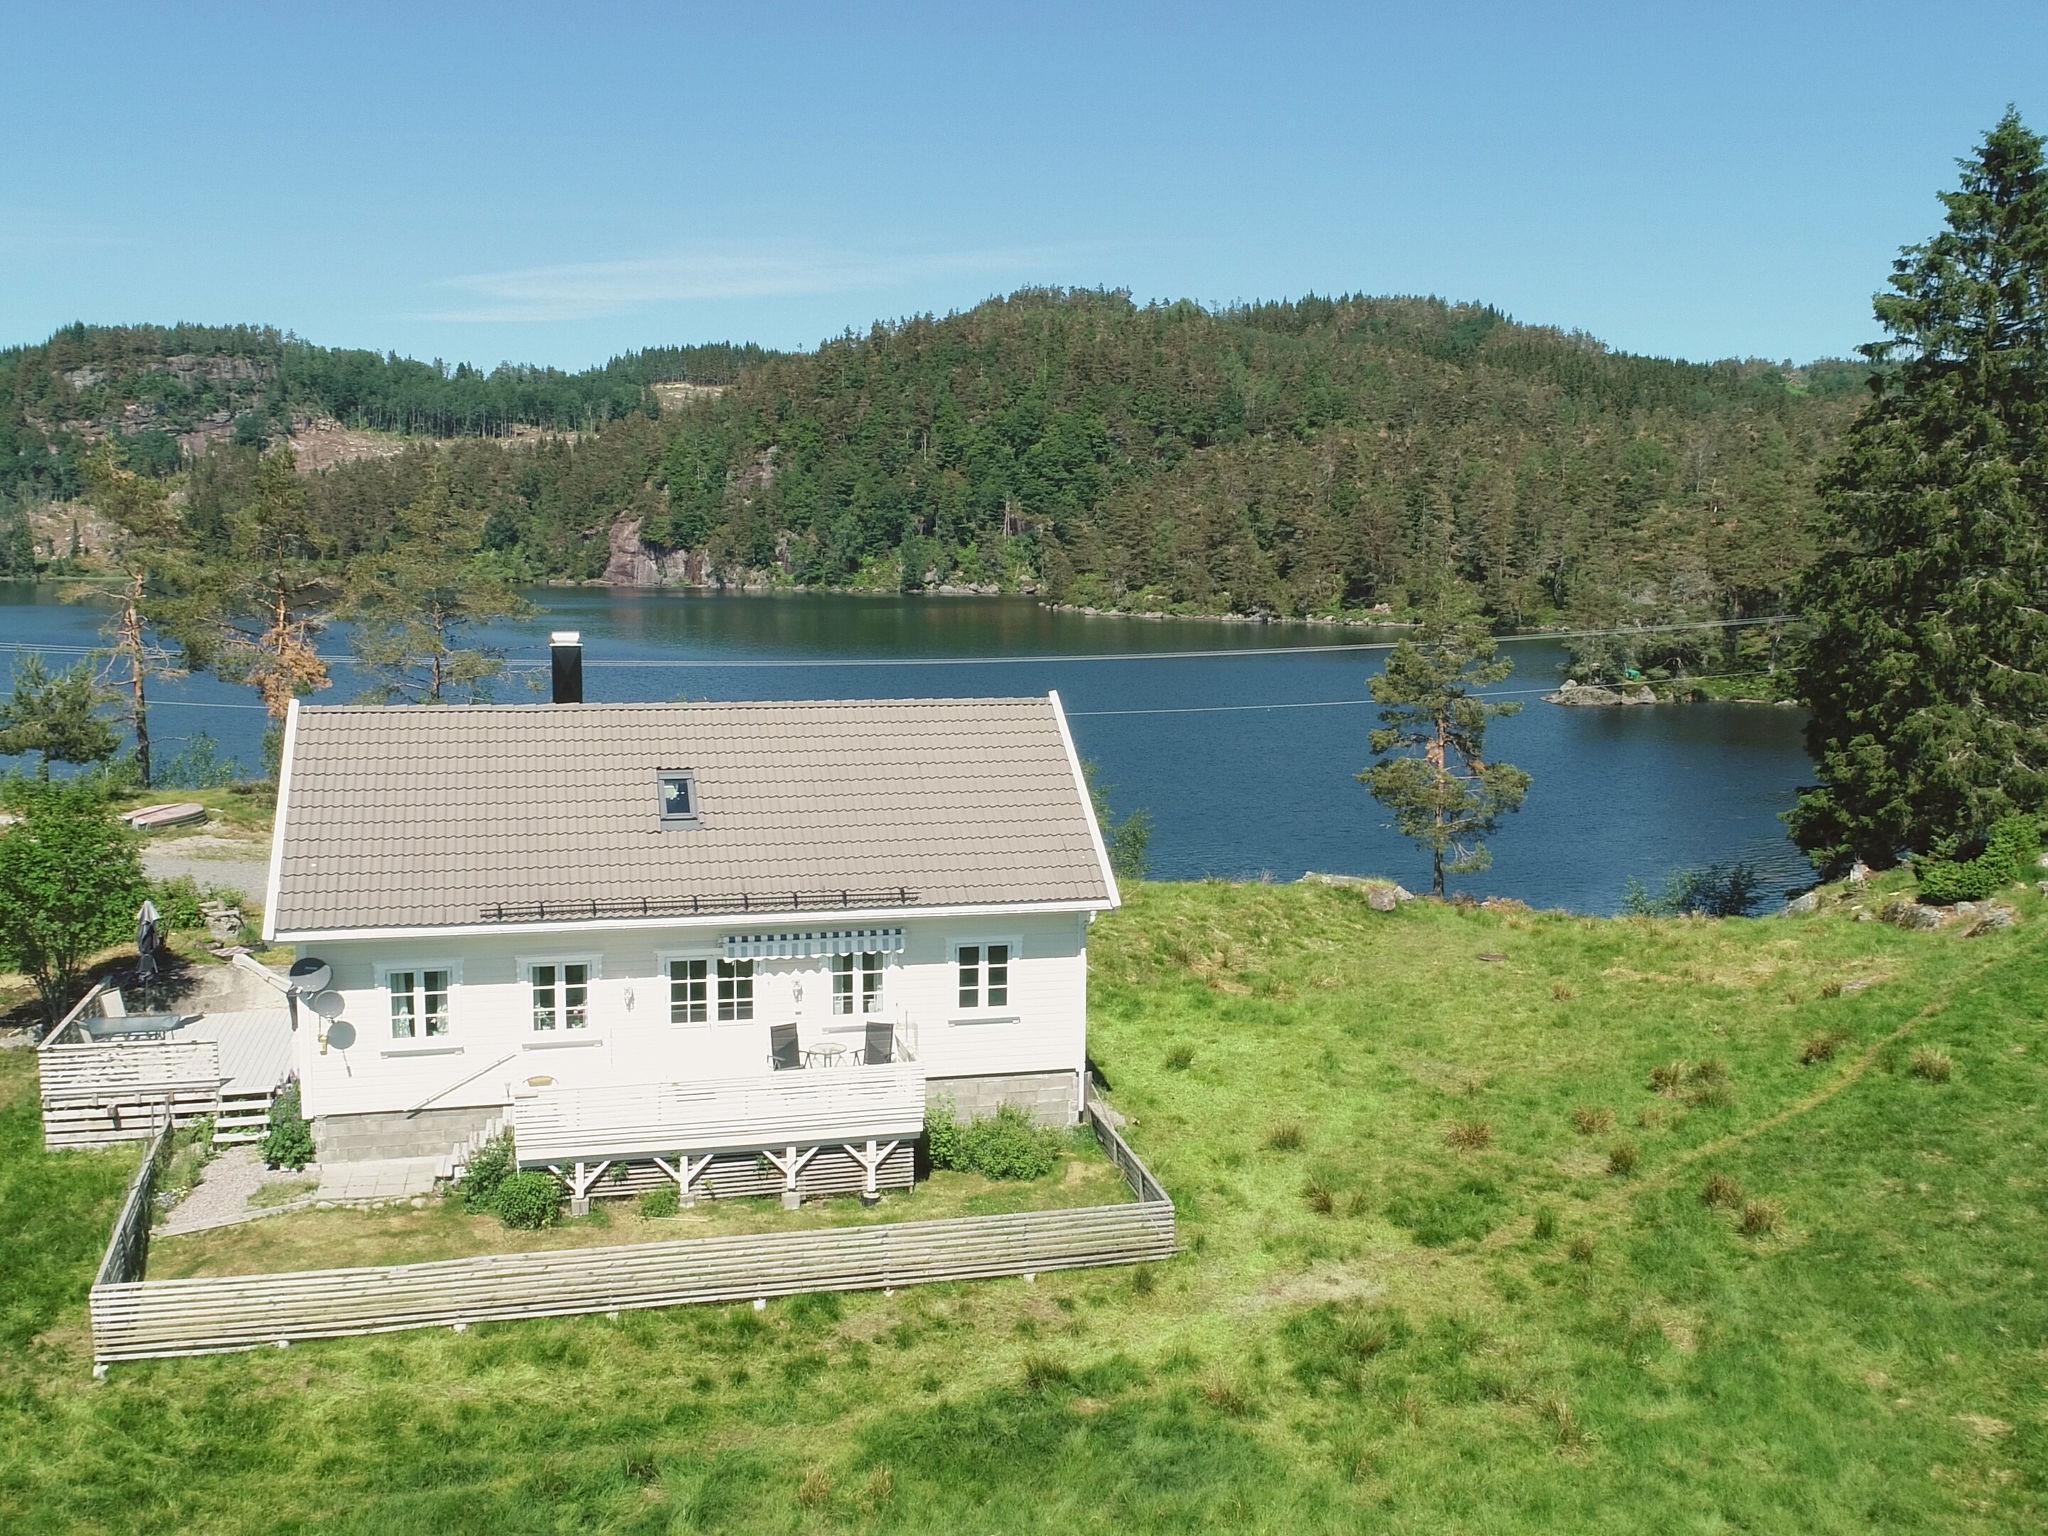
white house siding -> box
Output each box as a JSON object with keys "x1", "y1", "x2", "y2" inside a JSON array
[{"x1": 292, "y1": 911, "x2": 1091, "y2": 1148}]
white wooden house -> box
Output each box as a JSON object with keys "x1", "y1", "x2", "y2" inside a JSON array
[{"x1": 261, "y1": 636, "x2": 1120, "y2": 1204}]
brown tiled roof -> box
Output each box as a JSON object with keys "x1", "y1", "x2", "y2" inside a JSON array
[{"x1": 268, "y1": 697, "x2": 1115, "y2": 935}]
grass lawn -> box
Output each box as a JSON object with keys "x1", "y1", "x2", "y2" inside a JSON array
[
  {"x1": 111, "y1": 783, "x2": 276, "y2": 842},
  {"x1": 2, "y1": 879, "x2": 2045, "y2": 1533},
  {"x1": 150, "y1": 1145, "x2": 1129, "y2": 1278}
]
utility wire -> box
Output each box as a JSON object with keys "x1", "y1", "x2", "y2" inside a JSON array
[
  {"x1": 68, "y1": 670, "x2": 1787, "y2": 718},
  {"x1": 0, "y1": 613, "x2": 1795, "y2": 670},
  {"x1": 1066, "y1": 671, "x2": 1780, "y2": 718}
]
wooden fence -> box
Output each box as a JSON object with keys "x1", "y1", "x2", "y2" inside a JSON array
[
  {"x1": 94, "y1": 1112, "x2": 174, "y2": 1299},
  {"x1": 88, "y1": 1099, "x2": 1177, "y2": 1368}
]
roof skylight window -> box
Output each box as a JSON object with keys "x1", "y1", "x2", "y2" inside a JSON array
[{"x1": 658, "y1": 770, "x2": 700, "y2": 825}]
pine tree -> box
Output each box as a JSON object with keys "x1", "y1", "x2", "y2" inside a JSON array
[
  {"x1": 0, "y1": 656, "x2": 118, "y2": 780},
  {"x1": 342, "y1": 463, "x2": 531, "y2": 703},
  {"x1": 179, "y1": 447, "x2": 336, "y2": 721},
  {"x1": 1789, "y1": 110, "x2": 2048, "y2": 869},
  {"x1": 77, "y1": 445, "x2": 194, "y2": 788},
  {"x1": 1360, "y1": 591, "x2": 1531, "y2": 898}
]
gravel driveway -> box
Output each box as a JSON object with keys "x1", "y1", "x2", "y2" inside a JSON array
[
  {"x1": 158, "y1": 1145, "x2": 316, "y2": 1235},
  {"x1": 141, "y1": 835, "x2": 270, "y2": 904}
]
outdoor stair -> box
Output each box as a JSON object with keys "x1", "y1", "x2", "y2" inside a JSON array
[
  {"x1": 212, "y1": 1088, "x2": 275, "y2": 1147},
  {"x1": 438, "y1": 1115, "x2": 506, "y2": 1184}
]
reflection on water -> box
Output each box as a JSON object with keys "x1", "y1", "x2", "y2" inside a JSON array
[{"x1": 0, "y1": 585, "x2": 1815, "y2": 913}]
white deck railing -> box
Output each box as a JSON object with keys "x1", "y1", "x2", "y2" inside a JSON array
[{"x1": 510, "y1": 1061, "x2": 928, "y2": 1165}]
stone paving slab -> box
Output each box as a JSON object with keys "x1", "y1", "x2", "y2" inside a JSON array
[{"x1": 313, "y1": 1156, "x2": 441, "y2": 1205}]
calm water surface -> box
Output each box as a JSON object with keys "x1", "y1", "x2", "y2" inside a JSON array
[{"x1": 0, "y1": 586, "x2": 1816, "y2": 913}]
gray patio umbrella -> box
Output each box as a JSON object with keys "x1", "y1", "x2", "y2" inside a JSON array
[{"x1": 134, "y1": 898, "x2": 162, "y2": 986}]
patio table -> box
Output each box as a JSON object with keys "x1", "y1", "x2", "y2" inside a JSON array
[{"x1": 803, "y1": 1042, "x2": 849, "y2": 1067}]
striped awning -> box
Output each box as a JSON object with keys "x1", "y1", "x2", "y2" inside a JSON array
[{"x1": 722, "y1": 928, "x2": 907, "y2": 961}]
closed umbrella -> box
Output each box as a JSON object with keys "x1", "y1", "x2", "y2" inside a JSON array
[{"x1": 135, "y1": 898, "x2": 162, "y2": 986}]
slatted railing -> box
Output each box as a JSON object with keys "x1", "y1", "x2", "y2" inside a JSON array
[
  {"x1": 511, "y1": 1062, "x2": 928, "y2": 1165},
  {"x1": 38, "y1": 1041, "x2": 224, "y2": 1150}
]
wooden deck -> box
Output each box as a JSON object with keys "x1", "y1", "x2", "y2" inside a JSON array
[{"x1": 509, "y1": 1061, "x2": 928, "y2": 1166}]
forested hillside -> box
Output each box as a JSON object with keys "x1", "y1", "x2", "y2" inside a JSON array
[
  {"x1": 0, "y1": 322, "x2": 767, "y2": 502},
  {"x1": 5, "y1": 293, "x2": 1868, "y2": 653}
]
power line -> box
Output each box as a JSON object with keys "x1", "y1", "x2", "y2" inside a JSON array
[
  {"x1": 512, "y1": 615, "x2": 1797, "y2": 669},
  {"x1": 1065, "y1": 671, "x2": 1781, "y2": 718},
  {"x1": 69, "y1": 670, "x2": 1786, "y2": 719},
  {"x1": 0, "y1": 613, "x2": 1795, "y2": 671}
]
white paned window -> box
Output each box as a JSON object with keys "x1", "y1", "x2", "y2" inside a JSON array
[
  {"x1": 954, "y1": 943, "x2": 1011, "y2": 1011},
  {"x1": 717, "y1": 958, "x2": 754, "y2": 1021},
  {"x1": 387, "y1": 968, "x2": 452, "y2": 1039},
  {"x1": 529, "y1": 961, "x2": 591, "y2": 1031},
  {"x1": 831, "y1": 951, "x2": 884, "y2": 1015},
  {"x1": 668, "y1": 958, "x2": 709, "y2": 1024}
]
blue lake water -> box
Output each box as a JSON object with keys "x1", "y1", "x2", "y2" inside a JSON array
[{"x1": 0, "y1": 585, "x2": 1817, "y2": 913}]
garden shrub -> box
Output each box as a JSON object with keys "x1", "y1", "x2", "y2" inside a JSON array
[
  {"x1": 459, "y1": 1131, "x2": 515, "y2": 1212},
  {"x1": 261, "y1": 1082, "x2": 316, "y2": 1170},
  {"x1": 639, "y1": 1185, "x2": 681, "y2": 1219},
  {"x1": 493, "y1": 1171, "x2": 562, "y2": 1230},
  {"x1": 924, "y1": 1101, "x2": 968, "y2": 1170},
  {"x1": 922, "y1": 1102, "x2": 1060, "y2": 1180},
  {"x1": 149, "y1": 875, "x2": 205, "y2": 931},
  {"x1": 962, "y1": 1105, "x2": 1061, "y2": 1180}
]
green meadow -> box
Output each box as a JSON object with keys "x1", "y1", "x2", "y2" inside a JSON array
[{"x1": 2, "y1": 880, "x2": 2043, "y2": 1533}]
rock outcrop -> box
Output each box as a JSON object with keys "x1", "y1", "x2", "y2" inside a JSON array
[
  {"x1": 603, "y1": 515, "x2": 713, "y2": 587},
  {"x1": 1546, "y1": 680, "x2": 1658, "y2": 707}
]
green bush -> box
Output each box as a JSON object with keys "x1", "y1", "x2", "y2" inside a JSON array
[
  {"x1": 492, "y1": 1171, "x2": 562, "y2": 1230},
  {"x1": 1916, "y1": 813, "x2": 2043, "y2": 904},
  {"x1": 923, "y1": 1101, "x2": 1060, "y2": 1180},
  {"x1": 261, "y1": 1082, "x2": 316, "y2": 1170},
  {"x1": 1915, "y1": 856, "x2": 2004, "y2": 904},
  {"x1": 965, "y1": 1106, "x2": 1061, "y2": 1180},
  {"x1": 924, "y1": 1100, "x2": 969, "y2": 1171},
  {"x1": 458, "y1": 1131, "x2": 515, "y2": 1213},
  {"x1": 639, "y1": 1185, "x2": 680, "y2": 1219},
  {"x1": 149, "y1": 875, "x2": 204, "y2": 930}
]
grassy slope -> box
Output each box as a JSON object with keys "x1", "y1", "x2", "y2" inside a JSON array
[{"x1": 1, "y1": 883, "x2": 2043, "y2": 1534}]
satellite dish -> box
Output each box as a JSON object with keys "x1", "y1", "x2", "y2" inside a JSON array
[
  {"x1": 322, "y1": 1020, "x2": 356, "y2": 1051},
  {"x1": 305, "y1": 989, "x2": 345, "y2": 1020},
  {"x1": 289, "y1": 957, "x2": 333, "y2": 994}
]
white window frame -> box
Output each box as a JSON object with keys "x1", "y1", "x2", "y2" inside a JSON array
[
  {"x1": 715, "y1": 957, "x2": 755, "y2": 1022},
  {"x1": 952, "y1": 938, "x2": 1019, "y2": 1015},
  {"x1": 659, "y1": 950, "x2": 716, "y2": 1026},
  {"x1": 377, "y1": 961, "x2": 460, "y2": 1042},
  {"x1": 522, "y1": 954, "x2": 599, "y2": 1033},
  {"x1": 830, "y1": 950, "x2": 887, "y2": 1017}
]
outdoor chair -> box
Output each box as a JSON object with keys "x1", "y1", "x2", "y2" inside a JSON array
[
  {"x1": 856, "y1": 1019, "x2": 895, "y2": 1065},
  {"x1": 767, "y1": 1024, "x2": 802, "y2": 1071}
]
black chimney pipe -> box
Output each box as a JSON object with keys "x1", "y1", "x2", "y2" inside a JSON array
[{"x1": 551, "y1": 631, "x2": 583, "y2": 704}]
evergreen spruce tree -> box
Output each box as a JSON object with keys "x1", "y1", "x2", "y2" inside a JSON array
[
  {"x1": 1789, "y1": 110, "x2": 2048, "y2": 869},
  {"x1": 1360, "y1": 589, "x2": 1531, "y2": 898}
]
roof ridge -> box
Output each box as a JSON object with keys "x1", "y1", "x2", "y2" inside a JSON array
[{"x1": 296, "y1": 696, "x2": 1054, "y2": 714}]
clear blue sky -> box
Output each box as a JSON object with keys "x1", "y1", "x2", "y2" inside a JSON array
[{"x1": 4, "y1": 2, "x2": 2041, "y2": 369}]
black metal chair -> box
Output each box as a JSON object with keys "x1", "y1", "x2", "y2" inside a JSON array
[
  {"x1": 855, "y1": 1019, "x2": 895, "y2": 1065},
  {"x1": 767, "y1": 1023, "x2": 802, "y2": 1071}
]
